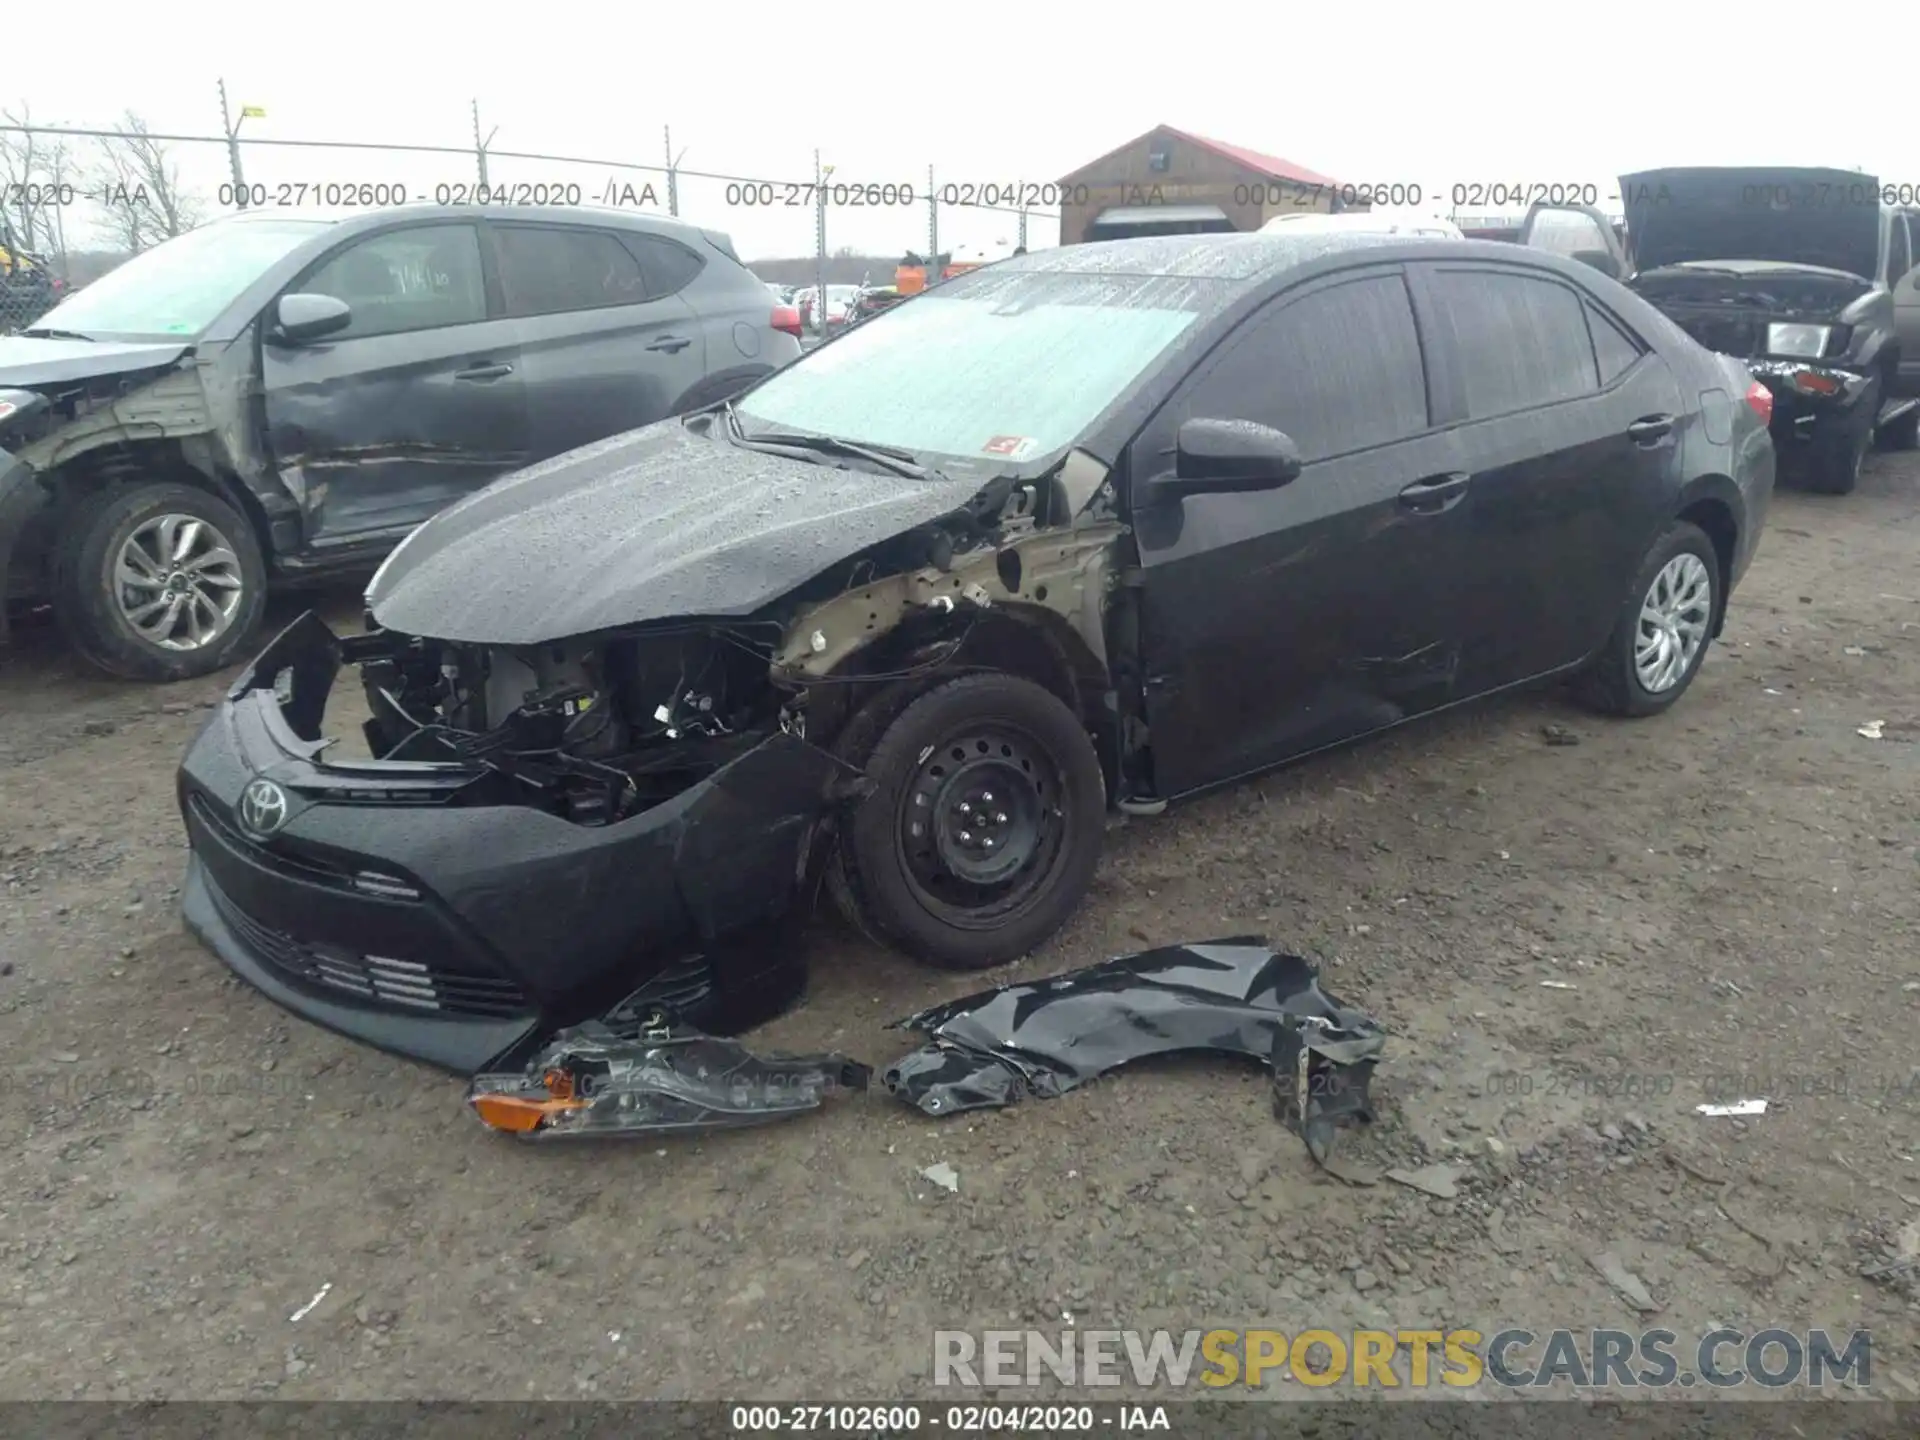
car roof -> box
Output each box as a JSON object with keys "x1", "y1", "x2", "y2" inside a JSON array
[
  {"x1": 208, "y1": 202, "x2": 722, "y2": 245},
  {"x1": 994, "y1": 232, "x2": 1579, "y2": 286}
]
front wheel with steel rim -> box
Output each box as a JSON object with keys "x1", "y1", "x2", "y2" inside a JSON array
[
  {"x1": 51, "y1": 480, "x2": 268, "y2": 682},
  {"x1": 832, "y1": 672, "x2": 1107, "y2": 971},
  {"x1": 1576, "y1": 519, "x2": 1721, "y2": 719}
]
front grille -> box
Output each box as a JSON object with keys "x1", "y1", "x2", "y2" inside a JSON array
[
  {"x1": 206, "y1": 879, "x2": 529, "y2": 1021},
  {"x1": 1673, "y1": 314, "x2": 1759, "y2": 358},
  {"x1": 188, "y1": 793, "x2": 420, "y2": 901}
]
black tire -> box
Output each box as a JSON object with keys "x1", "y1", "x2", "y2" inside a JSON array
[
  {"x1": 1801, "y1": 382, "x2": 1878, "y2": 494},
  {"x1": 1878, "y1": 402, "x2": 1920, "y2": 452},
  {"x1": 1576, "y1": 520, "x2": 1720, "y2": 718},
  {"x1": 831, "y1": 672, "x2": 1106, "y2": 971},
  {"x1": 50, "y1": 481, "x2": 267, "y2": 682}
]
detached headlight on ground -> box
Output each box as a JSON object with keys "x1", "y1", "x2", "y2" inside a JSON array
[{"x1": 1766, "y1": 323, "x2": 1832, "y2": 359}]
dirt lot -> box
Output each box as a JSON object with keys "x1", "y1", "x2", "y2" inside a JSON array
[{"x1": 2, "y1": 450, "x2": 1919, "y2": 1408}]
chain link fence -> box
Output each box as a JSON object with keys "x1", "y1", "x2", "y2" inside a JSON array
[{"x1": 1, "y1": 97, "x2": 1064, "y2": 334}]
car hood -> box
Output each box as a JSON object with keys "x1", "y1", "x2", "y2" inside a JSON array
[
  {"x1": 0, "y1": 335, "x2": 193, "y2": 389},
  {"x1": 1622, "y1": 168, "x2": 1881, "y2": 280},
  {"x1": 366, "y1": 416, "x2": 988, "y2": 646}
]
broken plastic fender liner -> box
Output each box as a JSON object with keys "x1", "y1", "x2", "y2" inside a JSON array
[{"x1": 880, "y1": 936, "x2": 1385, "y2": 1160}]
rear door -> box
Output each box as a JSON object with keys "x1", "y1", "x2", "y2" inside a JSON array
[
  {"x1": 1130, "y1": 266, "x2": 1472, "y2": 796},
  {"x1": 261, "y1": 220, "x2": 534, "y2": 543},
  {"x1": 485, "y1": 221, "x2": 710, "y2": 459},
  {"x1": 1409, "y1": 260, "x2": 1687, "y2": 688},
  {"x1": 1519, "y1": 201, "x2": 1631, "y2": 280},
  {"x1": 1890, "y1": 210, "x2": 1920, "y2": 397}
]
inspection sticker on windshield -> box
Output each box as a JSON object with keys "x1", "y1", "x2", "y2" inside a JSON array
[{"x1": 982, "y1": 435, "x2": 1037, "y2": 460}]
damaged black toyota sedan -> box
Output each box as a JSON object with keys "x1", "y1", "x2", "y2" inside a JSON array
[{"x1": 177, "y1": 232, "x2": 1774, "y2": 1073}]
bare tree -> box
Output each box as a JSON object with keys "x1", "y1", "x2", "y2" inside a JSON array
[
  {"x1": 0, "y1": 102, "x2": 74, "y2": 263},
  {"x1": 91, "y1": 110, "x2": 203, "y2": 254}
]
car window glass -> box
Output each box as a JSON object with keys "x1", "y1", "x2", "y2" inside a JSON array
[
  {"x1": 1526, "y1": 208, "x2": 1612, "y2": 260},
  {"x1": 622, "y1": 234, "x2": 705, "y2": 299},
  {"x1": 1178, "y1": 274, "x2": 1428, "y2": 463},
  {"x1": 300, "y1": 225, "x2": 486, "y2": 339},
  {"x1": 1586, "y1": 301, "x2": 1642, "y2": 386},
  {"x1": 1427, "y1": 269, "x2": 1599, "y2": 418},
  {"x1": 494, "y1": 225, "x2": 648, "y2": 316}
]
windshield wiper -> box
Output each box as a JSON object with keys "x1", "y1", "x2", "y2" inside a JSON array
[
  {"x1": 22, "y1": 326, "x2": 96, "y2": 341},
  {"x1": 724, "y1": 402, "x2": 930, "y2": 480}
]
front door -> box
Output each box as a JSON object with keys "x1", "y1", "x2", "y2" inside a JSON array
[
  {"x1": 1408, "y1": 260, "x2": 1688, "y2": 689},
  {"x1": 485, "y1": 222, "x2": 712, "y2": 458},
  {"x1": 261, "y1": 221, "x2": 533, "y2": 544},
  {"x1": 1890, "y1": 212, "x2": 1920, "y2": 398},
  {"x1": 1128, "y1": 266, "x2": 1470, "y2": 798}
]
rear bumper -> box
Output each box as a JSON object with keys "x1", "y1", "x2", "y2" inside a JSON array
[{"x1": 176, "y1": 613, "x2": 868, "y2": 1074}]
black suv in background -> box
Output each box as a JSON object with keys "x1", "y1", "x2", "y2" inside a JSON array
[
  {"x1": 0, "y1": 205, "x2": 803, "y2": 680},
  {"x1": 1516, "y1": 168, "x2": 1920, "y2": 494}
]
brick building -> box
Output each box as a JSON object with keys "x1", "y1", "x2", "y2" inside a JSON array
[{"x1": 1056, "y1": 125, "x2": 1360, "y2": 246}]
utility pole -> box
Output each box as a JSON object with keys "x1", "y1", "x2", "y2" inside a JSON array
[
  {"x1": 218, "y1": 80, "x2": 248, "y2": 207},
  {"x1": 1017, "y1": 205, "x2": 1029, "y2": 253},
  {"x1": 665, "y1": 126, "x2": 678, "y2": 216},
  {"x1": 927, "y1": 164, "x2": 938, "y2": 274},
  {"x1": 471, "y1": 101, "x2": 495, "y2": 190},
  {"x1": 814, "y1": 149, "x2": 828, "y2": 311}
]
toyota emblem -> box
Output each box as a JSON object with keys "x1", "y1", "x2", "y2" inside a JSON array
[{"x1": 238, "y1": 778, "x2": 290, "y2": 837}]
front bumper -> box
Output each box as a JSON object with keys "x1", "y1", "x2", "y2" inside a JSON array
[
  {"x1": 0, "y1": 446, "x2": 47, "y2": 639},
  {"x1": 1748, "y1": 360, "x2": 1876, "y2": 451},
  {"x1": 177, "y1": 613, "x2": 869, "y2": 1074}
]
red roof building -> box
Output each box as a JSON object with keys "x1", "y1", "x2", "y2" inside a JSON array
[{"x1": 1056, "y1": 124, "x2": 1357, "y2": 245}]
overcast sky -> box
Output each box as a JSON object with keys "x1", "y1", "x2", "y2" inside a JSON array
[{"x1": 10, "y1": 0, "x2": 1909, "y2": 263}]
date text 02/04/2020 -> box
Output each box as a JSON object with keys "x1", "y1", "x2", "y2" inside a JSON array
[
  {"x1": 213, "y1": 179, "x2": 662, "y2": 209},
  {"x1": 725, "y1": 1404, "x2": 1171, "y2": 1432}
]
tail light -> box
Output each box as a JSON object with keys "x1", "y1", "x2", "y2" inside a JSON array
[
  {"x1": 771, "y1": 304, "x2": 802, "y2": 339},
  {"x1": 1745, "y1": 380, "x2": 1773, "y2": 425}
]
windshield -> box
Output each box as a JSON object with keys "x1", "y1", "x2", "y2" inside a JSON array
[
  {"x1": 736, "y1": 270, "x2": 1213, "y2": 466},
  {"x1": 33, "y1": 218, "x2": 329, "y2": 338}
]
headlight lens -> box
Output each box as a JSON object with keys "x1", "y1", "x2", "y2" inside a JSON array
[{"x1": 1766, "y1": 322, "x2": 1832, "y2": 358}]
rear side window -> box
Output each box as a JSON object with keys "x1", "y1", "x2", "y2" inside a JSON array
[
  {"x1": 1586, "y1": 301, "x2": 1643, "y2": 385},
  {"x1": 301, "y1": 224, "x2": 486, "y2": 339},
  {"x1": 492, "y1": 225, "x2": 649, "y2": 317},
  {"x1": 1427, "y1": 269, "x2": 1599, "y2": 418},
  {"x1": 623, "y1": 233, "x2": 706, "y2": 299},
  {"x1": 1182, "y1": 273, "x2": 1429, "y2": 463}
]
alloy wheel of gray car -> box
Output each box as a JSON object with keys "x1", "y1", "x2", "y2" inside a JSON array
[
  {"x1": 114, "y1": 512, "x2": 248, "y2": 651},
  {"x1": 1633, "y1": 553, "x2": 1712, "y2": 694}
]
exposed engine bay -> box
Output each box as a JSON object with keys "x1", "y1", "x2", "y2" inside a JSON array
[{"x1": 345, "y1": 453, "x2": 1125, "y2": 827}]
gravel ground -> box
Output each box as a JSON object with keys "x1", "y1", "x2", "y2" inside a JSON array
[{"x1": 2, "y1": 450, "x2": 1918, "y2": 1407}]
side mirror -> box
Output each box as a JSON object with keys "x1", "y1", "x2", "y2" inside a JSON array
[
  {"x1": 1570, "y1": 249, "x2": 1623, "y2": 280},
  {"x1": 271, "y1": 292, "x2": 352, "y2": 345},
  {"x1": 1165, "y1": 417, "x2": 1303, "y2": 494}
]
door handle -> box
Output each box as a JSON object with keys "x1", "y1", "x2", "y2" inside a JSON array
[
  {"x1": 1627, "y1": 413, "x2": 1675, "y2": 444},
  {"x1": 646, "y1": 335, "x2": 692, "y2": 353},
  {"x1": 1397, "y1": 472, "x2": 1471, "y2": 513},
  {"x1": 453, "y1": 362, "x2": 513, "y2": 382}
]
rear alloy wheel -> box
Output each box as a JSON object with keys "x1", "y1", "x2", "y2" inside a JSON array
[
  {"x1": 51, "y1": 481, "x2": 267, "y2": 682},
  {"x1": 832, "y1": 673, "x2": 1106, "y2": 971},
  {"x1": 1576, "y1": 520, "x2": 1719, "y2": 718}
]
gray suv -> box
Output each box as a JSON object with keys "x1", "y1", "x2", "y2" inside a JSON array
[{"x1": 0, "y1": 204, "x2": 802, "y2": 680}]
